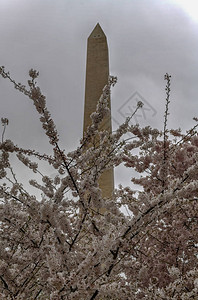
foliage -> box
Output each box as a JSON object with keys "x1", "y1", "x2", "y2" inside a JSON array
[{"x1": 0, "y1": 67, "x2": 198, "y2": 299}]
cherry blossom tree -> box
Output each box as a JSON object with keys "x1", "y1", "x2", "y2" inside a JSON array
[{"x1": 0, "y1": 67, "x2": 197, "y2": 299}]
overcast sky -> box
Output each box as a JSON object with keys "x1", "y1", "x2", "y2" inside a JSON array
[{"x1": 1, "y1": 0, "x2": 198, "y2": 187}]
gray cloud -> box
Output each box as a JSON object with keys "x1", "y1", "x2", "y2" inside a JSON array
[{"x1": 1, "y1": 0, "x2": 198, "y2": 186}]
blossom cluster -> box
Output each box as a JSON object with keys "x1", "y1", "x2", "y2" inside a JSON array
[{"x1": 0, "y1": 68, "x2": 197, "y2": 299}]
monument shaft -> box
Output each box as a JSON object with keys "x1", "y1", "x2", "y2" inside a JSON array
[{"x1": 83, "y1": 23, "x2": 114, "y2": 198}]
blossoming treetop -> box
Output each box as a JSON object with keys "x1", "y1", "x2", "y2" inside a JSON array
[{"x1": 0, "y1": 67, "x2": 198, "y2": 299}]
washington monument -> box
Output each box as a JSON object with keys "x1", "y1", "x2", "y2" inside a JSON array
[{"x1": 83, "y1": 23, "x2": 114, "y2": 198}]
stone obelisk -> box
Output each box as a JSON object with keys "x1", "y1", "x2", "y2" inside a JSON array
[{"x1": 83, "y1": 23, "x2": 114, "y2": 198}]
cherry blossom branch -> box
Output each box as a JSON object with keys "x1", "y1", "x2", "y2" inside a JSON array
[{"x1": 162, "y1": 73, "x2": 171, "y2": 188}]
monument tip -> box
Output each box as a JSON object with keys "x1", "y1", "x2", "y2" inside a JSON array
[{"x1": 89, "y1": 23, "x2": 106, "y2": 39}]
